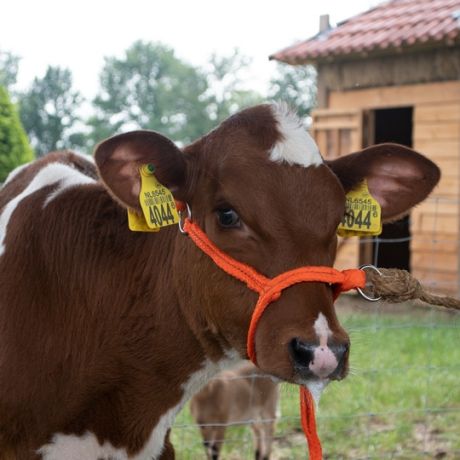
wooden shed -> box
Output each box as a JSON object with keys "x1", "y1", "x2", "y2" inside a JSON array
[{"x1": 271, "y1": 0, "x2": 460, "y2": 294}]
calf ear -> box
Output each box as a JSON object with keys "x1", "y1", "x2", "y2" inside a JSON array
[
  {"x1": 327, "y1": 143, "x2": 440, "y2": 221},
  {"x1": 94, "y1": 130, "x2": 187, "y2": 210}
]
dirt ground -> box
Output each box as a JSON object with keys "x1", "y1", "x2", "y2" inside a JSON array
[{"x1": 268, "y1": 424, "x2": 458, "y2": 459}]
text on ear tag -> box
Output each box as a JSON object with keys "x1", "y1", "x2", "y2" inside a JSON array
[
  {"x1": 337, "y1": 180, "x2": 382, "y2": 237},
  {"x1": 138, "y1": 164, "x2": 180, "y2": 230},
  {"x1": 127, "y1": 209, "x2": 160, "y2": 232}
]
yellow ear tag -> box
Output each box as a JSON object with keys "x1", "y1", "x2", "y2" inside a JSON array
[
  {"x1": 137, "y1": 164, "x2": 180, "y2": 230},
  {"x1": 337, "y1": 180, "x2": 382, "y2": 237},
  {"x1": 127, "y1": 209, "x2": 160, "y2": 232}
]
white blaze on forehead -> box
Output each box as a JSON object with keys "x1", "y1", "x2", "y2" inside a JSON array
[
  {"x1": 269, "y1": 103, "x2": 323, "y2": 167},
  {"x1": 0, "y1": 162, "x2": 95, "y2": 257},
  {"x1": 313, "y1": 312, "x2": 332, "y2": 347}
]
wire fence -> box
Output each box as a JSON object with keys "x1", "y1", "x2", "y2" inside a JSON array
[
  {"x1": 172, "y1": 197, "x2": 460, "y2": 459},
  {"x1": 2, "y1": 183, "x2": 457, "y2": 458}
]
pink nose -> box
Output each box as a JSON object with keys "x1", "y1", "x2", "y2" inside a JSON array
[
  {"x1": 309, "y1": 346, "x2": 338, "y2": 378},
  {"x1": 289, "y1": 338, "x2": 348, "y2": 379}
]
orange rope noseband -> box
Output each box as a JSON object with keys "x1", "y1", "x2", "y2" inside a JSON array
[{"x1": 181, "y1": 217, "x2": 366, "y2": 460}]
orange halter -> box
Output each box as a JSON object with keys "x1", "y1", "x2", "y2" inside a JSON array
[{"x1": 180, "y1": 215, "x2": 366, "y2": 460}]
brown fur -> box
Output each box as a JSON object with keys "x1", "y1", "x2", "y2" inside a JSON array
[
  {"x1": 190, "y1": 363, "x2": 279, "y2": 460},
  {"x1": 0, "y1": 104, "x2": 440, "y2": 459}
]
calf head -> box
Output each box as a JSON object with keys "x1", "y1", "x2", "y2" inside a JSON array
[{"x1": 95, "y1": 104, "x2": 440, "y2": 387}]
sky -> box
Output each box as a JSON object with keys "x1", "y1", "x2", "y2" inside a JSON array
[{"x1": 1, "y1": 0, "x2": 379, "y2": 99}]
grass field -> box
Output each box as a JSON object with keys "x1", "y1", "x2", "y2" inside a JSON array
[{"x1": 172, "y1": 297, "x2": 460, "y2": 459}]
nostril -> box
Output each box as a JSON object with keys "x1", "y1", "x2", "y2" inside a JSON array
[
  {"x1": 289, "y1": 338, "x2": 315, "y2": 367},
  {"x1": 343, "y1": 342, "x2": 350, "y2": 355},
  {"x1": 331, "y1": 343, "x2": 349, "y2": 362}
]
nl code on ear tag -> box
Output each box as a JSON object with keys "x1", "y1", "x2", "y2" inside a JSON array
[
  {"x1": 138, "y1": 164, "x2": 180, "y2": 230},
  {"x1": 337, "y1": 180, "x2": 382, "y2": 237}
]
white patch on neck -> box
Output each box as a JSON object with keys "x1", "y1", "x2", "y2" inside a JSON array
[
  {"x1": 37, "y1": 432, "x2": 127, "y2": 460},
  {"x1": 0, "y1": 162, "x2": 95, "y2": 257},
  {"x1": 313, "y1": 312, "x2": 332, "y2": 347},
  {"x1": 269, "y1": 103, "x2": 323, "y2": 167},
  {"x1": 37, "y1": 350, "x2": 241, "y2": 460},
  {"x1": 134, "y1": 350, "x2": 240, "y2": 459}
]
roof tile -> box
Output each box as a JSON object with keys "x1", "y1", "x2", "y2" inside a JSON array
[{"x1": 271, "y1": 0, "x2": 460, "y2": 63}]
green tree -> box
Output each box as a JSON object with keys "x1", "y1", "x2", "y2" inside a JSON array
[
  {"x1": 87, "y1": 42, "x2": 263, "y2": 150},
  {"x1": 0, "y1": 50, "x2": 20, "y2": 92},
  {"x1": 19, "y1": 66, "x2": 82, "y2": 156},
  {"x1": 87, "y1": 41, "x2": 213, "y2": 148},
  {"x1": 0, "y1": 86, "x2": 34, "y2": 182},
  {"x1": 268, "y1": 63, "x2": 317, "y2": 121},
  {"x1": 204, "y1": 49, "x2": 263, "y2": 123}
]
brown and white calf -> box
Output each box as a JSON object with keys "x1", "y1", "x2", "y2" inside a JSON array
[
  {"x1": 190, "y1": 363, "x2": 279, "y2": 460},
  {"x1": 0, "y1": 104, "x2": 439, "y2": 459}
]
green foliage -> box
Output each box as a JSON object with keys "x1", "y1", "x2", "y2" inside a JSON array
[
  {"x1": 87, "y1": 41, "x2": 213, "y2": 148},
  {"x1": 172, "y1": 306, "x2": 460, "y2": 458},
  {"x1": 269, "y1": 63, "x2": 317, "y2": 121},
  {"x1": 0, "y1": 50, "x2": 20, "y2": 92},
  {"x1": 0, "y1": 86, "x2": 34, "y2": 182},
  {"x1": 86, "y1": 42, "x2": 263, "y2": 150},
  {"x1": 4, "y1": 41, "x2": 317, "y2": 157},
  {"x1": 205, "y1": 49, "x2": 263, "y2": 122},
  {"x1": 19, "y1": 66, "x2": 82, "y2": 156}
]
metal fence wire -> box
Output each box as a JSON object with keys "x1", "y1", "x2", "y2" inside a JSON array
[{"x1": 172, "y1": 196, "x2": 460, "y2": 460}]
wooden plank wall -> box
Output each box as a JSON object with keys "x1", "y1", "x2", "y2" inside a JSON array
[
  {"x1": 312, "y1": 109, "x2": 362, "y2": 160},
  {"x1": 328, "y1": 81, "x2": 460, "y2": 294},
  {"x1": 311, "y1": 109, "x2": 362, "y2": 271},
  {"x1": 329, "y1": 81, "x2": 460, "y2": 109},
  {"x1": 412, "y1": 102, "x2": 460, "y2": 294}
]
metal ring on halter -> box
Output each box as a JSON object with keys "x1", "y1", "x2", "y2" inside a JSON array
[
  {"x1": 178, "y1": 202, "x2": 192, "y2": 235},
  {"x1": 357, "y1": 264, "x2": 383, "y2": 302}
]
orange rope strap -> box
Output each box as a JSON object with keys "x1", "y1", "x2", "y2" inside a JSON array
[
  {"x1": 301, "y1": 386, "x2": 323, "y2": 459},
  {"x1": 182, "y1": 218, "x2": 366, "y2": 460}
]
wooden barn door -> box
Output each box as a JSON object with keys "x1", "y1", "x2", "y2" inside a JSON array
[
  {"x1": 311, "y1": 108, "x2": 364, "y2": 270},
  {"x1": 365, "y1": 107, "x2": 414, "y2": 272}
]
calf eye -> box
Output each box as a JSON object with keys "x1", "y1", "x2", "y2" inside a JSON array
[{"x1": 216, "y1": 208, "x2": 241, "y2": 228}]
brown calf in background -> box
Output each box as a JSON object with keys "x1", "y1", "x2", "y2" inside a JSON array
[{"x1": 190, "y1": 363, "x2": 279, "y2": 460}]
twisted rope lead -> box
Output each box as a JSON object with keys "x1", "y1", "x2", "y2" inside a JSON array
[{"x1": 366, "y1": 268, "x2": 460, "y2": 311}]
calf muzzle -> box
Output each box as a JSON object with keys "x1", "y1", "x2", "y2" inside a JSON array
[
  {"x1": 178, "y1": 212, "x2": 365, "y2": 364},
  {"x1": 289, "y1": 338, "x2": 348, "y2": 380}
]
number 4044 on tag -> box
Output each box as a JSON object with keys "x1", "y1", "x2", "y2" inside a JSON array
[
  {"x1": 128, "y1": 164, "x2": 180, "y2": 232},
  {"x1": 337, "y1": 180, "x2": 382, "y2": 237}
]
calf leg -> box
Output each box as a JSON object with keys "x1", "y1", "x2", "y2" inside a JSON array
[
  {"x1": 199, "y1": 426, "x2": 226, "y2": 460},
  {"x1": 252, "y1": 421, "x2": 275, "y2": 460},
  {"x1": 252, "y1": 424, "x2": 263, "y2": 460},
  {"x1": 203, "y1": 440, "x2": 219, "y2": 460}
]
